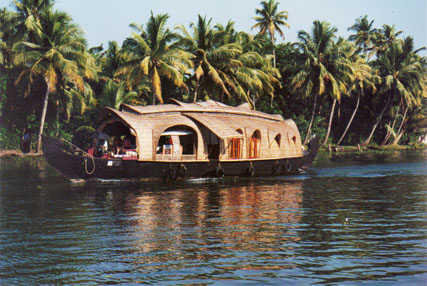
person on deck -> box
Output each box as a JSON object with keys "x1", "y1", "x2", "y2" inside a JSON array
[{"x1": 113, "y1": 137, "x2": 124, "y2": 155}]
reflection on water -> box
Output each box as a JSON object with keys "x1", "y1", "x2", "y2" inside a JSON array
[{"x1": 0, "y1": 151, "x2": 426, "y2": 285}]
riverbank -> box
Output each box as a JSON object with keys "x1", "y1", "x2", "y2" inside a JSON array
[
  {"x1": 0, "y1": 150, "x2": 43, "y2": 159},
  {"x1": 320, "y1": 143, "x2": 426, "y2": 154}
]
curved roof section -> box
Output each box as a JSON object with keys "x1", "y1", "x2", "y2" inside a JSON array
[{"x1": 119, "y1": 99, "x2": 283, "y2": 122}]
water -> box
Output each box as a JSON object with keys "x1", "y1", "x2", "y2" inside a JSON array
[{"x1": 0, "y1": 151, "x2": 426, "y2": 285}]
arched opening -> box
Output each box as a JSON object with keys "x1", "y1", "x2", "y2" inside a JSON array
[
  {"x1": 156, "y1": 125, "x2": 197, "y2": 159},
  {"x1": 92, "y1": 119, "x2": 137, "y2": 158},
  {"x1": 249, "y1": 130, "x2": 261, "y2": 159},
  {"x1": 274, "y1": 134, "x2": 281, "y2": 147}
]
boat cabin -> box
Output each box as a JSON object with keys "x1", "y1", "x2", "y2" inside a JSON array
[{"x1": 92, "y1": 99, "x2": 303, "y2": 162}]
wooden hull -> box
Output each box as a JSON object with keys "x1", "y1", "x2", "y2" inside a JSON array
[{"x1": 42, "y1": 136, "x2": 319, "y2": 180}]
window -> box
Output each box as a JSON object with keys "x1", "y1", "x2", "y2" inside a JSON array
[
  {"x1": 229, "y1": 138, "x2": 241, "y2": 159},
  {"x1": 274, "y1": 134, "x2": 281, "y2": 147},
  {"x1": 292, "y1": 136, "x2": 297, "y2": 145},
  {"x1": 249, "y1": 130, "x2": 260, "y2": 158}
]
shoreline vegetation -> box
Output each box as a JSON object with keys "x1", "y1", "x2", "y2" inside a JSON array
[
  {"x1": 1, "y1": 144, "x2": 425, "y2": 160},
  {"x1": 0, "y1": 0, "x2": 426, "y2": 154}
]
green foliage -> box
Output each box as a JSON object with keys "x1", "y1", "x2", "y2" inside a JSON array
[
  {"x1": 0, "y1": 1, "x2": 425, "y2": 152},
  {"x1": 73, "y1": 126, "x2": 95, "y2": 149},
  {"x1": 0, "y1": 127, "x2": 21, "y2": 150}
]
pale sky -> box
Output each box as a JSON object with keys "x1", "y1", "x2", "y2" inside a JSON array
[{"x1": 1, "y1": 0, "x2": 426, "y2": 52}]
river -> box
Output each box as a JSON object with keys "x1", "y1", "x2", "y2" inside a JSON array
[{"x1": 0, "y1": 151, "x2": 426, "y2": 285}]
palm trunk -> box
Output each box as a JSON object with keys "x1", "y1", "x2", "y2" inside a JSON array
[
  {"x1": 381, "y1": 119, "x2": 395, "y2": 145},
  {"x1": 337, "y1": 91, "x2": 361, "y2": 146},
  {"x1": 389, "y1": 106, "x2": 409, "y2": 146},
  {"x1": 362, "y1": 94, "x2": 391, "y2": 146},
  {"x1": 151, "y1": 71, "x2": 156, "y2": 105},
  {"x1": 391, "y1": 130, "x2": 405, "y2": 146},
  {"x1": 303, "y1": 93, "x2": 318, "y2": 145},
  {"x1": 322, "y1": 98, "x2": 337, "y2": 146},
  {"x1": 395, "y1": 105, "x2": 409, "y2": 138},
  {"x1": 270, "y1": 33, "x2": 277, "y2": 69},
  {"x1": 251, "y1": 92, "x2": 256, "y2": 111},
  {"x1": 193, "y1": 78, "x2": 200, "y2": 103},
  {"x1": 272, "y1": 45, "x2": 276, "y2": 69},
  {"x1": 381, "y1": 101, "x2": 402, "y2": 145},
  {"x1": 37, "y1": 79, "x2": 50, "y2": 153}
]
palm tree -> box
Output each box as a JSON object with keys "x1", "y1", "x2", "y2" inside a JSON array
[
  {"x1": 291, "y1": 20, "x2": 339, "y2": 145},
  {"x1": 13, "y1": 10, "x2": 95, "y2": 152},
  {"x1": 348, "y1": 15, "x2": 376, "y2": 56},
  {"x1": 12, "y1": 0, "x2": 55, "y2": 44},
  {"x1": 118, "y1": 12, "x2": 193, "y2": 105},
  {"x1": 363, "y1": 37, "x2": 424, "y2": 146},
  {"x1": 230, "y1": 32, "x2": 281, "y2": 108},
  {"x1": 321, "y1": 38, "x2": 354, "y2": 146},
  {"x1": 371, "y1": 24, "x2": 403, "y2": 56},
  {"x1": 336, "y1": 50, "x2": 377, "y2": 145},
  {"x1": 175, "y1": 15, "x2": 241, "y2": 103},
  {"x1": 390, "y1": 103, "x2": 426, "y2": 145},
  {"x1": 252, "y1": 0, "x2": 289, "y2": 68},
  {"x1": 99, "y1": 41, "x2": 121, "y2": 79},
  {"x1": 99, "y1": 80, "x2": 139, "y2": 110}
]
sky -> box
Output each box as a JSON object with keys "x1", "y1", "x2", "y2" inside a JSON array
[{"x1": 1, "y1": 0, "x2": 426, "y2": 51}]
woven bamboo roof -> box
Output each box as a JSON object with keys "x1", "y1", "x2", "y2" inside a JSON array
[
  {"x1": 97, "y1": 99, "x2": 302, "y2": 161},
  {"x1": 119, "y1": 99, "x2": 284, "y2": 121}
]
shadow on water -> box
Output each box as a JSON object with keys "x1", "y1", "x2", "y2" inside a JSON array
[{"x1": 0, "y1": 150, "x2": 426, "y2": 285}]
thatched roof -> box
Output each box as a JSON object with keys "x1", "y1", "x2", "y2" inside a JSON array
[
  {"x1": 119, "y1": 99, "x2": 284, "y2": 122},
  {"x1": 97, "y1": 99, "x2": 302, "y2": 161}
]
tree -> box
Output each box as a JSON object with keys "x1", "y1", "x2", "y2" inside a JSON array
[
  {"x1": 230, "y1": 32, "x2": 281, "y2": 109},
  {"x1": 291, "y1": 20, "x2": 340, "y2": 145},
  {"x1": 336, "y1": 51, "x2": 377, "y2": 145},
  {"x1": 175, "y1": 15, "x2": 241, "y2": 103},
  {"x1": 321, "y1": 38, "x2": 354, "y2": 146},
  {"x1": 118, "y1": 12, "x2": 193, "y2": 105},
  {"x1": 348, "y1": 15, "x2": 376, "y2": 56},
  {"x1": 363, "y1": 37, "x2": 424, "y2": 146},
  {"x1": 13, "y1": 10, "x2": 95, "y2": 152},
  {"x1": 99, "y1": 80, "x2": 139, "y2": 110},
  {"x1": 252, "y1": 0, "x2": 289, "y2": 68},
  {"x1": 371, "y1": 24, "x2": 403, "y2": 56}
]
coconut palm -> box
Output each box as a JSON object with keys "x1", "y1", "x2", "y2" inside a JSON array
[
  {"x1": 390, "y1": 103, "x2": 426, "y2": 145},
  {"x1": 336, "y1": 50, "x2": 377, "y2": 145},
  {"x1": 363, "y1": 37, "x2": 424, "y2": 146},
  {"x1": 231, "y1": 32, "x2": 281, "y2": 108},
  {"x1": 348, "y1": 15, "x2": 377, "y2": 56},
  {"x1": 12, "y1": 0, "x2": 54, "y2": 44},
  {"x1": 101, "y1": 40, "x2": 128, "y2": 80},
  {"x1": 371, "y1": 24, "x2": 403, "y2": 56},
  {"x1": 13, "y1": 10, "x2": 95, "y2": 152},
  {"x1": 321, "y1": 38, "x2": 354, "y2": 146},
  {"x1": 99, "y1": 80, "x2": 139, "y2": 110},
  {"x1": 291, "y1": 20, "x2": 340, "y2": 145},
  {"x1": 118, "y1": 12, "x2": 193, "y2": 105},
  {"x1": 175, "y1": 15, "x2": 241, "y2": 102},
  {"x1": 251, "y1": 0, "x2": 289, "y2": 68}
]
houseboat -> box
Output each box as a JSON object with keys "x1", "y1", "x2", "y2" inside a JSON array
[{"x1": 43, "y1": 99, "x2": 319, "y2": 180}]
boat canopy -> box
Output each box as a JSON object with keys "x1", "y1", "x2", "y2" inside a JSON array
[
  {"x1": 182, "y1": 113, "x2": 244, "y2": 139},
  {"x1": 96, "y1": 99, "x2": 303, "y2": 161}
]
